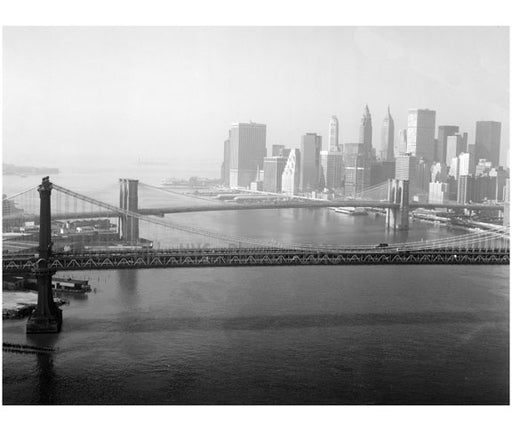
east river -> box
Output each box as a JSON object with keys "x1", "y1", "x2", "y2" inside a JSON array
[{"x1": 2, "y1": 167, "x2": 509, "y2": 404}]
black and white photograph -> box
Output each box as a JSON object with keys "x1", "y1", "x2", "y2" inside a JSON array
[{"x1": 1, "y1": 1, "x2": 511, "y2": 428}]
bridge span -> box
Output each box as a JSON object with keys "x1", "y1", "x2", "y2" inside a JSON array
[{"x1": 3, "y1": 246, "x2": 509, "y2": 274}]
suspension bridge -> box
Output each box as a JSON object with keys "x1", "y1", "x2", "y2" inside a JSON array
[{"x1": 2, "y1": 176, "x2": 509, "y2": 333}]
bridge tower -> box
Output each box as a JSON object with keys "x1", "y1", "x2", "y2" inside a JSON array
[
  {"x1": 119, "y1": 178, "x2": 139, "y2": 244},
  {"x1": 26, "y1": 177, "x2": 62, "y2": 334},
  {"x1": 385, "y1": 179, "x2": 410, "y2": 231}
]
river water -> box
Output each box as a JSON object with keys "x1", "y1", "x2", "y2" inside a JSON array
[{"x1": 2, "y1": 168, "x2": 509, "y2": 404}]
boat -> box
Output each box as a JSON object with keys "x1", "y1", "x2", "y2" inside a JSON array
[
  {"x1": 333, "y1": 207, "x2": 368, "y2": 216},
  {"x1": 52, "y1": 277, "x2": 91, "y2": 293}
]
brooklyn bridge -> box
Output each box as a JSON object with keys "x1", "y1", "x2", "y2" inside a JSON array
[{"x1": 2, "y1": 176, "x2": 509, "y2": 333}]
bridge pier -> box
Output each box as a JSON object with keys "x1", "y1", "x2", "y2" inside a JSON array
[
  {"x1": 26, "y1": 177, "x2": 62, "y2": 334},
  {"x1": 386, "y1": 179, "x2": 410, "y2": 231},
  {"x1": 119, "y1": 179, "x2": 139, "y2": 244}
]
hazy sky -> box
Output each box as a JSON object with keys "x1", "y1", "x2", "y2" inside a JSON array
[{"x1": 3, "y1": 26, "x2": 509, "y2": 175}]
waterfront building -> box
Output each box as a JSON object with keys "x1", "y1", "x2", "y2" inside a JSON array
[
  {"x1": 380, "y1": 106, "x2": 395, "y2": 161},
  {"x1": 299, "y1": 133, "x2": 322, "y2": 192},
  {"x1": 328, "y1": 116, "x2": 342, "y2": 152},
  {"x1": 437, "y1": 125, "x2": 459, "y2": 164},
  {"x1": 281, "y1": 149, "x2": 301, "y2": 195},
  {"x1": 475, "y1": 121, "x2": 501, "y2": 167},
  {"x1": 320, "y1": 150, "x2": 344, "y2": 191},
  {"x1": 428, "y1": 182, "x2": 449, "y2": 204},
  {"x1": 406, "y1": 108, "x2": 436, "y2": 162},
  {"x1": 229, "y1": 122, "x2": 267, "y2": 188},
  {"x1": 359, "y1": 105, "x2": 373, "y2": 160},
  {"x1": 263, "y1": 156, "x2": 287, "y2": 193}
]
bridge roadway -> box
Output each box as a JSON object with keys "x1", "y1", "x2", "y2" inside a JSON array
[
  {"x1": 3, "y1": 247, "x2": 509, "y2": 273},
  {"x1": 3, "y1": 200, "x2": 504, "y2": 222}
]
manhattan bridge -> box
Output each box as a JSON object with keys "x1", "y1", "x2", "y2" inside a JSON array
[{"x1": 2, "y1": 176, "x2": 509, "y2": 333}]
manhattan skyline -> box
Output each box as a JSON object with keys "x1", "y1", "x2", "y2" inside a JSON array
[{"x1": 2, "y1": 26, "x2": 509, "y2": 174}]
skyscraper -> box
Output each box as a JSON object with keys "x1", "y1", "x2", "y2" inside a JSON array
[
  {"x1": 328, "y1": 116, "x2": 341, "y2": 152},
  {"x1": 343, "y1": 143, "x2": 368, "y2": 195},
  {"x1": 395, "y1": 155, "x2": 418, "y2": 184},
  {"x1": 406, "y1": 108, "x2": 436, "y2": 162},
  {"x1": 437, "y1": 125, "x2": 459, "y2": 164},
  {"x1": 271, "y1": 144, "x2": 286, "y2": 157},
  {"x1": 263, "y1": 156, "x2": 287, "y2": 193},
  {"x1": 229, "y1": 122, "x2": 267, "y2": 188},
  {"x1": 359, "y1": 105, "x2": 373, "y2": 160},
  {"x1": 446, "y1": 134, "x2": 465, "y2": 166},
  {"x1": 320, "y1": 150, "x2": 344, "y2": 191},
  {"x1": 475, "y1": 121, "x2": 501, "y2": 167},
  {"x1": 299, "y1": 133, "x2": 322, "y2": 192},
  {"x1": 380, "y1": 106, "x2": 394, "y2": 161},
  {"x1": 222, "y1": 138, "x2": 230, "y2": 185},
  {"x1": 281, "y1": 149, "x2": 301, "y2": 195}
]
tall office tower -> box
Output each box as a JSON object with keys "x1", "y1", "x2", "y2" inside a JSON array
[
  {"x1": 343, "y1": 143, "x2": 368, "y2": 195},
  {"x1": 445, "y1": 134, "x2": 466, "y2": 166},
  {"x1": 489, "y1": 167, "x2": 508, "y2": 201},
  {"x1": 474, "y1": 175, "x2": 496, "y2": 203},
  {"x1": 431, "y1": 162, "x2": 448, "y2": 183},
  {"x1": 416, "y1": 158, "x2": 432, "y2": 192},
  {"x1": 229, "y1": 122, "x2": 267, "y2": 188},
  {"x1": 380, "y1": 106, "x2": 395, "y2": 161},
  {"x1": 320, "y1": 150, "x2": 344, "y2": 190},
  {"x1": 263, "y1": 156, "x2": 287, "y2": 193},
  {"x1": 429, "y1": 182, "x2": 449, "y2": 204},
  {"x1": 458, "y1": 152, "x2": 475, "y2": 177},
  {"x1": 328, "y1": 116, "x2": 341, "y2": 152},
  {"x1": 437, "y1": 125, "x2": 459, "y2": 163},
  {"x1": 359, "y1": 105, "x2": 373, "y2": 160},
  {"x1": 395, "y1": 129, "x2": 408, "y2": 157},
  {"x1": 406, "y1": 108, "x2": 436, "y2": 161},
  {"x1": 222, "y1": 138, "x2": 231, "y2": 185},
  {"x1": 271, "y1": 144, "x2": 286, "y2": 157},
  {"x1": 476, "y1": 159, "x2": 493, "y2": 176},
  {"x1": 395, "y1": 155, "x2": 418, "y2": 183},
  {"x1": 299, "y1": 133, "x2": 322, "y2": 192},
  {"x1": 281, "y1": 149, "x2": 301, "y2": 195},
  {"x1": 503, "y1": 179, "x2": 510, "y2": 227},
  {"x1": 475, "y1": 121, "x2": 501, "y2": 167},
  {"x1": 457, "y1": 175, "x2": 476, "y2": 204},
  {"x1": 449, "y1": 156, "x2": 460, "y2": 180}
]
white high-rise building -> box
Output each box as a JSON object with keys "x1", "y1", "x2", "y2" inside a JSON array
[
  {"x1": 429, "y1": 182, "x2": 449, "y2": 204},
  {"x1": 328, "y1": 116, "x2": 341, "y2": 152},
  {"x1": 458, "y1": 152, "x2": 475, "y2": 177},
  {"x1": 450, "y1": 156, "x2": 460, "y2": 180},
  {"x1": 281, "y1": 149, "x2": 301, "y2": 195},
  {"x1": 406, "y1": 109, "x2": 436, "y2": 161}
]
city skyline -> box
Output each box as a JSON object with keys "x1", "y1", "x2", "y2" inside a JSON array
[{"x1": 2, "y1": 27, "x2": 509, "y2": 175}]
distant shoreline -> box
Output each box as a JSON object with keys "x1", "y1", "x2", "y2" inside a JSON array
[{"x1": 2, "y1": 163, "x2": 59, "y2": 176}]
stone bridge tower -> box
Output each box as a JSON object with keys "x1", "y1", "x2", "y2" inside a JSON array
[{"x1": 386, "y1": 179, "x2": 410, "y2": 231}]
